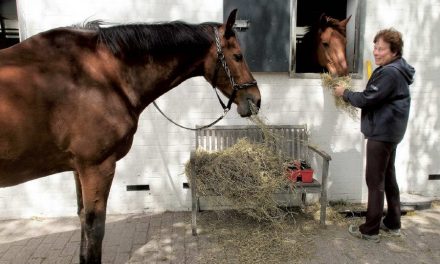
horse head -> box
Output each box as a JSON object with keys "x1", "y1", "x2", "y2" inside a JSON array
[
  {"x1": 317, "y1": 13, "x2": 351, "y2": 76},
  {"x1": 204, "y1": 9, "x2": 261, "y2": 117}
]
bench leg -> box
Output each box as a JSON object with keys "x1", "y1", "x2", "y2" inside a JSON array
[
  {"x1": 191, "y1": 181, "x2": 198, "y2": 236},
  {"x1": 190, "y1": 152, "x2": 198, "y2": 236},
  {"x1": 191, "y1": 196, "x2": 198, "y2": 236},
  {"x1": 301, "y1": 192, "x2": 307, "y2": 206},
  {"x1": 320, "y1": 159, "x2": 330, "y2": 226}
]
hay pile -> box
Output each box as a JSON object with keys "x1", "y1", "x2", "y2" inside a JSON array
[
  {"x1": 185, "y1": 138, "x2": 293, "y2": 223},
  {"x1": 321, "y1": 73, "x2": 358, "y2": 119}
]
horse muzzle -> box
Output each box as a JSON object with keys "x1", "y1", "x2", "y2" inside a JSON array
[
  {"x1": 237, "y1": 95, "x2": 261, "y2": 117},
  {"x1": 328, "y1": 58, "x2": 349, "y2": 76}
]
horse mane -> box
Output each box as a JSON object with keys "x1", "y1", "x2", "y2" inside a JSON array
[
  {"x1": 322, "y1": 16, "x2": 347, "y2": 35},
  {"x1": 76, "y1": 21, "x2": 220, "y2": 60}
]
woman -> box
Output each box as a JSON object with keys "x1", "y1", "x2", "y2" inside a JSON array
[{"x1": 334, "y1": 28, "x2": 415, "y2": 242}]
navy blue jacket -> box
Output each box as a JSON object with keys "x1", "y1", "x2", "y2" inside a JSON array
[{"x1": 343, "y1": 58, "x2": 415, "y2": 143}]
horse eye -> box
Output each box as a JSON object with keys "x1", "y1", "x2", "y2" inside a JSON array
[
  {"x1": 322, "y1": 42, "x2": 329, "y2": 48},
  {"x1": 233, "y1": 54, "x2": 243, "y2": 62}
]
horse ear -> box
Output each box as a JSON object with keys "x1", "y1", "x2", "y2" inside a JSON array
[
  {"x1": 339, "y1": 15, "x2": 352, "y2": 27},
  {"x1": 319, "y1": 13, "x2": 328, "y2": 29},
  {"x1": 225, "y1": 9, "x2": 238, "y2": 39}
]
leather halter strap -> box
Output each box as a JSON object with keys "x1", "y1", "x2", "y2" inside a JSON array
[{"x1": 211, "y1": 26, "x2": 257, "y2": 111}]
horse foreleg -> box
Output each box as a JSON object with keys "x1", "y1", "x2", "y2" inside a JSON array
[
  {"x1": 76, "y1": 158, "x2": 115, "y2": 264},
  {"x1": 74, "y1": 171, "x2": 87, "y2": 264}
]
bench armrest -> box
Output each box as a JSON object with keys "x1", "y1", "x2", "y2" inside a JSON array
[
  {"x1": 307, "y1": 144, "x2": 331, "y2": 226},
  {"x1": 308, "y1": 145, "x2": 332, "y2": 161}
]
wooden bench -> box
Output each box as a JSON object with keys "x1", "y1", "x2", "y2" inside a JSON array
[{"x1": 189, "y1": 125, "x2": 331, "y2": 235}]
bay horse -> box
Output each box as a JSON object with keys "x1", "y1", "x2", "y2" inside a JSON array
[
  {"x1": 0, "y1": 9, "x2": 260, "y2": 263},
  {"x1": 296, "y1": 13, "x2": 351, "y2": 76}
]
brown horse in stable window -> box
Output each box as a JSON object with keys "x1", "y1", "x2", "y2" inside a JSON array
[
  {"x1": 296, "y1": 13, "x2": 351, "y2": 76},
  {"x1": 0, "y1": 9, "x2": 260, "y2": 263}
]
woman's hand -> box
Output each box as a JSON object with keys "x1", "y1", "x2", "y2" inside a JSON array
[{"x1": 334, "y1": 85, "x2": 345, "y2": 97}]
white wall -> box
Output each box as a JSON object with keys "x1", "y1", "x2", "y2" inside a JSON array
[{"x1": 0, "y1": 0, "x2": 438, "y2": 219}]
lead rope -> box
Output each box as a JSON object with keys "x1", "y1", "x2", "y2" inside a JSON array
[
  {"x1": 152, "y1": 26, "x2": 229, "y2": 131},
  {"x1": 152, "y1": 101, "x2": 228, "y2": 131}
]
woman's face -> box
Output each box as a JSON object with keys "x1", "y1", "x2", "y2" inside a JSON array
[{"x1": 373, "y1": 38, "x2": 398, "y2": 66}]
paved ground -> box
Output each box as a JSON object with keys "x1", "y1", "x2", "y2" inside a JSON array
[{"x1": 0, "y1": 203, "x2": 439, "y2": 264}]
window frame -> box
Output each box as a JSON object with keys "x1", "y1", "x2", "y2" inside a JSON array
[{"x1": 289, "y1": 0, "x2": 364, "y2": 79}]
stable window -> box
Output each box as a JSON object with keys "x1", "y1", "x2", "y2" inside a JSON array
[
  {"x1": 224, "y1": 0, "x2": 291, "y2": 72},
  {"x1": 223, "y1": 0, "x2": 362, "y2": 75},
  {"x1": 290, "y1": 0, "x2": 362, "y2": 77},
  {"x1": 0, "y1": 0, "x2": 19, "y2": 49}
]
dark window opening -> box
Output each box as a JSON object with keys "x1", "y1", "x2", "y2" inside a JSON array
[{"x1": 0, "y1": 0, "x2": 19, "y2": 49}]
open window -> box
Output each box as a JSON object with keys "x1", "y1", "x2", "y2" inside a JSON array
[
  {"x1": 290, "y1": 0, "x2": 362, "y2": 78},
  {"x1": 0, "y1": 0, "x2": 19, "y2": 49}
]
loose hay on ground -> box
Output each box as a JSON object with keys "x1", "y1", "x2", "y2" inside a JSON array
[
  {"x1": 196, "y1": 211, "x2": 315, "y2": 264},
  {"x1": 192, "y1": 203, "x2": 374, "y2": 264}
]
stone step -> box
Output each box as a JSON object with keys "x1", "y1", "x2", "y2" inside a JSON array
[
  {"x1": 338, "y1": 193, "x2": 436, "y2": 218},
  {"x1": 400, "y1": 193, "x2": 434, "y2": 210}
]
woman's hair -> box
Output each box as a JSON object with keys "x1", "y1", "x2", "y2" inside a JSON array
[{"x1": 374, "y1": 28, "x2": 404, "y2": 57}]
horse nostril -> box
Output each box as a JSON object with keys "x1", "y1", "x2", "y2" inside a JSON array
[
  {"x1": 247, "y1": 98, "x2": 260, "y2": 115},
  {"x1": 248, "y1": 98, "x2": 261, "y2": 108}
]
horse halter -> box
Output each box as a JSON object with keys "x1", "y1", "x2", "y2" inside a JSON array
[
  {"x1": 211, "y1": 26, "x2": 257, "y2": 112},
  {"x1": 153, "y1": 26, "x2": 257, "y2": 131}
]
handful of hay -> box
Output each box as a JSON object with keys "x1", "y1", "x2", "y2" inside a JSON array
[
  {"x1": 185, "y1": 138, "x2": 293, "y2": 223},
  {"x1": 321, "y1": 73, "x2": 358, "y2": 119}
]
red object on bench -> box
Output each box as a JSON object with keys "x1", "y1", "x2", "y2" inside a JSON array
[{"x1": 288, "y1": 169, "x2": 314, "y2": 183}]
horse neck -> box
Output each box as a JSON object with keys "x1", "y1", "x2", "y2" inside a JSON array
[
  {"x1": 96, "y1": 22, "x2": 216, "y2": 113},
  {"x1": 119, "y1": 51, "x2": 208, "y2": 113}
]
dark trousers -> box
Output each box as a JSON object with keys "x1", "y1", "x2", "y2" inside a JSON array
[{"x1": 359, "y1": 139, "x2": 401, "y2": 235}]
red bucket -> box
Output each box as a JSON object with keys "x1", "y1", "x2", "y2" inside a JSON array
[
  {"x1": 288, "y1": 169, "x2": 314, "y2": 183},
  {"x1": 300, "y1": 169, "x2": 314, "y2": 183}
]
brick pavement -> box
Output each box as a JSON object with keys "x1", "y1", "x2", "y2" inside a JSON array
[
  {"x1": 0, "y1": 212, "x2": 200, "y2": 264},
  {"x1": 0, "y1": 206, "x2": 439, "y2": 264}
]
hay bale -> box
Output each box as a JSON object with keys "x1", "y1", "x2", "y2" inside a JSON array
[
  {"x1": 185, "y1": 138, "x2": 294, "y2": 223},
  {"x1": 321, "y1": 73, "x2": 358, "y2": 119}
]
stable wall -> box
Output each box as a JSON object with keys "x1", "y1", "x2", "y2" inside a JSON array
[{"x1": 0, "y1": 0, "x2": 438, "y2": 219}]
